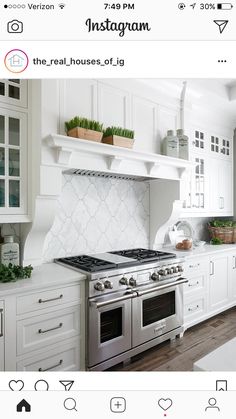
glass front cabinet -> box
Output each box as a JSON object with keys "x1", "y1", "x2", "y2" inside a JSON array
[{"x1": 0, "y1": 108, "x2": 27, "y2": 217}]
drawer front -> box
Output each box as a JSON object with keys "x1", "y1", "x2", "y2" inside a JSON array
[
  {"x1": 184, "y1": 274, "x2": 206, "y2": 296},
  {"x1": 17, "y1": 340, "x2": 80, "y2": 371},
  {"x1": 17, "y1": 306, "x2": 79, "y2": 355},
  {"x1": 184, "y1": 297, "x2": 206, "y2": 320},
  {"x1": 184, "y1": 258, "x2": 208, "y2": 276},
  {"x1": 17, "y1": 284, "x2": 80, "y2": 315}
]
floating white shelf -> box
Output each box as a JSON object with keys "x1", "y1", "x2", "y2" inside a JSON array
[{"x1": 46, "y1": 134, "x2": 194, "y2": 181}]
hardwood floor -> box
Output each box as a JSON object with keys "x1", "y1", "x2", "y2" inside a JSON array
[{"x1": 109, "y1": 307, "x2": 236, "y2": 371}]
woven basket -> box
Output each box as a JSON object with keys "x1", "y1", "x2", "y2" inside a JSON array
[{"x1": 208, "y1": 225, "x2": 236, "y2": 244}]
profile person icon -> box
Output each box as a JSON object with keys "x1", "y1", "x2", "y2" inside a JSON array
[{"x1": 205, "y1": 398, "x2": 220, "y2": 412}]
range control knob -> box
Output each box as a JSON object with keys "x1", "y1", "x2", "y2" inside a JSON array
[
  {"x1": 165, "y1": 268, "x2": 172, "y2": 275},
  {"x1": 129, "y1": 277, "x2": 137, "y2": 287},
  {"x1": 94, "y1": 281, "x2": 105, "y2": 291},
  {"x1": 158, "y1": 269, "x2": 166, "y2": 276},
  {"x1": 173, "y1": 266, "x2": 179, "y2": 273},
  {"x1": 119, "y1": 276, "x2": 129, "y2": 285},
  {"x1": 151, "y1": 273, "x2": 160, "y2": 281},
  {"x1": 104, "y1": 280, "x2": 113, "y2": 289},
  {"x1": 177, "y1": 265, "x2": 184, "y2": 272}
]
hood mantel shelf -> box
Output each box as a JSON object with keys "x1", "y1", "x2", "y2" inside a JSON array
[{"x1": 46, "y1": 134, "x2": 194, "y2": 180}]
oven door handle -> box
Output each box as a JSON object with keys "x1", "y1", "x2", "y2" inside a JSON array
[
  {"x1": 90, "y1": 292, "x2": 137, "y2": 309},
  {"x1": 136, "y1": 278, "x2": 188, "y2": 297}
]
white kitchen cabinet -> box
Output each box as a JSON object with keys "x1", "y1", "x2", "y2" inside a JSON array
[
  {"x1": 183, "y1": 257, "x2": 208, "y2": 328},
  {"x1": 210, "y1": 134, "x2": 232, "y2": 159},
  {"x1": 228, "y1": 252, "x2": 236, "y2": 301},
  {"x1": 0, "y1": 301, "x2": 4, "y2": 371},
  {"x1": 0, "y1": 108, "x2": 28, "y2": 218},
  {"x1": 209, "y1": 157, "x2": 233, "y2": 215},
  {"x1": 0, "y1": 79, "x2": 28, "y2": 109},
  {"x1": 2, "y1": 278, "x2": 85, "y2": 372},
  {"x1": 209, "y1": 255, "x2": 229, "y2": 312},
  {"x1": 97, "y1": 82, "x2": 130, "y2": 129}
]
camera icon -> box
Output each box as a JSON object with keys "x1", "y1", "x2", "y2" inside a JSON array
[{"x1": 7, "y1": 20, "x2": 23, "y2": 33}]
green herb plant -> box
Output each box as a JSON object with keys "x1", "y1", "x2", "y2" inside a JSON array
[
  {"x1": 210, "y1": 237, "x2": 224, "y2": 245},
  {"x1": 209, "y1": 220, "x2": 236, "y2": 228},
  {"x1": 65, "y1": 117, "x2": 103, "y2": 133},
  {"x1": 0, "y1": 264, "x2": 33, "y2": 283},
  {"x1": 103, "y1": 126, "x2": 135, "y2": 139}
]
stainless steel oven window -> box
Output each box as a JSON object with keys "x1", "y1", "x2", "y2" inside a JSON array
[
  {"x1": 100, "y1": 307, "x2": 123, "y2": 343},
  {"x1": 142, "y1": 291, "x2": 176, "y2": 327}
]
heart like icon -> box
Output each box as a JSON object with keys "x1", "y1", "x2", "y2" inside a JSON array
[
  {"x1": 9, "y1": 380, "x2": 24, "y2": 391},
  {"x1": 158, "y1": 398, "x2": 173, "y2": 411}
]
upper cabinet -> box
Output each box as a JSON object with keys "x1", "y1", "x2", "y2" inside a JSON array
[
  {"x1": 0, "y1": 79, "x2": 29, "y2": 222},
  {"x1": 181, "y1": 125, "x2": 233, "y2": 217},
  {"x1": 0, "y1": 80, "x2": 28, "y2": 109}
]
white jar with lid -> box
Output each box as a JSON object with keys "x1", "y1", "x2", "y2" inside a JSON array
[
  {"x1": 0, "y1": 235, "x2": 19, "y2": 266},
  {"x1": 177, "y1": 128, "x2": 189, "y2": 160},
  {"x1": 162, "y1": 130, "x2": 179, "y2": 158}
]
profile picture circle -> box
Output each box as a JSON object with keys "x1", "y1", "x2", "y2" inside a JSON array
[{"x1": 4, "y1": 49, "x2": 29, "y2": 73}]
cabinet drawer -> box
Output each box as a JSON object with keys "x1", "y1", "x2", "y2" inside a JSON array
[
  {"x1": 17, "y1": 284, "x2": 80, "y2": 315},
  {"x1": 184, "y1": 258, "x2": 208, "y2": 275},
  {"x1": 184, "y1": 274, "x2": 206, "y2": 295},
  {"x1": 17, "y1": 306, "x2": 79, "y2": 355},
  {"x1": 17, "y1": 339, "x2": 80, "y2": 371},
  {"x1": 184, "y1": 297, "x2": 206, "y2": 320}
]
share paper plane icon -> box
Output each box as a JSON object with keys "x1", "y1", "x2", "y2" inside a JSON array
[
  {"x1": 214, "y1": 20, "x2": 229, "y2": 34},
  {"x1": 59, "y1": 380, "x2": 74, "y2": 391}
]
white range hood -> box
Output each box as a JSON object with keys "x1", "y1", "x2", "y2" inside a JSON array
[
  {"x1": 45, "y1": 134, "x2": 193, "y2": 181},
  {"x1": 23, "y1": 134, "x2": 193, "y2": 266}
]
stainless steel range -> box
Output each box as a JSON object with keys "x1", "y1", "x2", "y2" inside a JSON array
[{"x1": 56, "y1": 248, "x2": 187, "y2": 371}]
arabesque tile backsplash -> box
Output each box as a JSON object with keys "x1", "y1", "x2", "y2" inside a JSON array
[{"x1": 43, "y1": 175, "x2": 150, "y2": 261}]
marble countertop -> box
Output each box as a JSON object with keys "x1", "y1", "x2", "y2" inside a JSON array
[
  {"x1": 164, "y1": 243, "x2": 236, "y2": 259},
  {"x1": 0, "y1": 263, "x2": 86, "y2": 297}
]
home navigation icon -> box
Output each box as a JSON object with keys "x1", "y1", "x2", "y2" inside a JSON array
[{"x1": 16, "y1": 399, "x2": 31, "y2": 412}]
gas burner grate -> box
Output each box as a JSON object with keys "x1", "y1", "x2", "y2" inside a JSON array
[
  {"x1": 110, "y1": 248, "x2": 176, "y2": 262},
  {"x1": 56, "y1": 255, "x2": 117, "y2": 272}
]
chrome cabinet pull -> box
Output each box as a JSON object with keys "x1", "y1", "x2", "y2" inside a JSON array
[
  {"x1": 188, "y1": 305, "x2": 199, "y2": 312},
  {"x1": 210, "y1": 261, "x2": 214, "y2": 276},
  {"x1": 38, "y1": 294, "x2": 63, "y2": 304},
  {"x1": 189, "y1": 263, "x2": 200, "y2": 269},
  {"x1": 0, "y1": 309, "x2": 3, "y2": 337},
  {"x1": 188, "y1": 281, "x2": 199, "y2": 287},
  {"x1": 38, "y1": 359, "x2": 63, "y2": 372},
  {"x1": 233, "y1": 256, "x2": 236, "y2": 270},
  {"x1": 38, "y1": 322, "x2": 63, "y2": 334}
]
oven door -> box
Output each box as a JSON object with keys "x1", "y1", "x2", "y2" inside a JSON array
[
  {"x1": 88, "y1": 291, "x2": 135, "y2": 368},
  {"x1": 132, "y1": 279, "x2": 187, "y2": 347}
]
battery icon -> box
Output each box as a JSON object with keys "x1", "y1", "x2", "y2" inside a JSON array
[{"x1": 217, "y1": 3, "x2": 233, "y2": 9}]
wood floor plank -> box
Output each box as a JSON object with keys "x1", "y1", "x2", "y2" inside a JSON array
[{"x1": 109, "y1": 307, "x2": 236, "y2": 371}]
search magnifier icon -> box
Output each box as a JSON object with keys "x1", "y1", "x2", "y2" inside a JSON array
[{"x1": 64, "y1": 398, "x2": 77, "y2": 411}]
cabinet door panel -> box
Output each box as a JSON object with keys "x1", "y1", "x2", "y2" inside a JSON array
[
  {"x1": 98, "y1": 83, "x2": 129, "y2": 129},
  {"x1": 209, "y1": 256, "x2": 228, "y2": 311},
  {"x1": 0, "y1": 108, "x2": 27, "y2": 215},
  {"x1": 0, "y1": 80, "x2": 27, "y2": 108},
  {"x1": 62, "y1": 80, "x2": 98, "y2": 129},
  {"x1": 132, "y1": 96, "x2": 159, "y2": 153}
]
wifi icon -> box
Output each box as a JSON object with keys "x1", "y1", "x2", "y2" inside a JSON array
[{"x1": 59, "y1": 3, "x2": 65, "y2": 9}]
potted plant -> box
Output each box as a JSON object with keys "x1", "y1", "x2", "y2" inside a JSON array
[
  {"x1": 65, "y1": 117, "x2": 103, "y2": 142},
  {"x1": 208, "y1": 220, "x2": 236, "y2": 244},
  {"x1": 0, "y1": 264, "x2": 33, "y2": 283},
  {"x1": 102, "y1": 126, "x2": 135, "y2": 149}
]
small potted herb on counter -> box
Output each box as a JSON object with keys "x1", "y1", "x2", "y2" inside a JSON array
[
  {"x1": 208, "y1": 220, "x2": 236, "y2": 244},
  {"x1": 0, "y1": 264, "x2": 33, "y2": 283},
  {"x1": 102, "y1": 126, "x2": 135, "y2": 149},
  {"x1": 65, "y1": 117, "x2": 103, "y2": 142}
]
